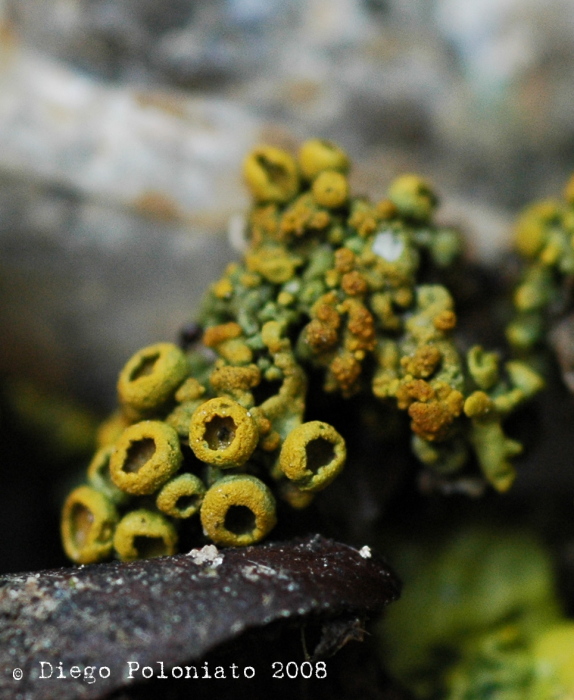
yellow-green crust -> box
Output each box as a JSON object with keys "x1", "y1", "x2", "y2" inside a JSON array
[
  {"x1": 60, "y1": 138, "x2": 546, "y2": 562},
  {"x1": 61, "y1": 485, "x2": 118, "y2": 564},
  {"x1": 86, "y1": 445, "x2": 128, "y2": 504},
  {"x1": 388, "y1": 174, "x2": 437, "y2": 221},
  {"x1": 189, "y1": 397, "x2": 259, "y2": 467},
  {"x1": 311, "y1": 170, "x2": 349, "y2": 209},
  {"x1": 200, "y1": 474, "x2": 277, "y2": 546},
  {"x1": 113, "y1": 509, "x2": 178, "y2": 561},
  {"x1": 156, "y1": 473, "x2": 206, "y2": 518},
  {"x1": 117, "y1": 342, "x2": 189, "y2": 417},
  {"x1": 279, "y1": 420, "x2": 346, "y2": 491},
  {"x1": 109, "y1": 420, "x2": 182, "y2": 495},
  {"x1": 298, "y1": 139, "x2": 349, "y2": 180},
  {"x1": 243, "y1": 146, "x2": 300, "y2": 204},
  {"x1": 96, "y1": 410, "x2": 130, "y2": 448}
]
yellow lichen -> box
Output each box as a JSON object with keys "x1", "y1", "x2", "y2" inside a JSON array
[
  {"x1": 109, "y1": 420, "x2": 182, "y2": 495},
  {"x1": 156, "y1": 473, "x2": 206, "y2": 519},
  {"x1": 514, "y1": 200, "x2": 560, "y2": 259},
  {"x1": 327, "y1": 351, "x2": 363, "y2": 396},
  {"x1": 245, "y1": 246, "x2": 303, "y2": 284},
  {"x1": 243, "y1": 145, "x2": 300, "y2": 204},
  {"x1": 348, "y1": 201, "x2": 381, "y2": 238},
  {"x1": 203, "y1": 322, "x2": 243, "y2": 348},
  {"x1": 199, "y1": 474, "x2": 277, "y2": 547},
  {"x1": 279, "y1": 192, "x2": 331, "y2": 238},
  {"x1": 61, "y1": 138, "x2": 545, "y2": 562},
  {"x1": 311, "y1": 170, "x2": 349, "y2": 209},
  {"x1": 388, "y1": 174, "x2": 437, "y2": 222},
  {"x1": 87, "y1": 445, "x2": 127, "y2": 504},
  {"x1": 298, "y1": 139, "x2": 349, "y2": 180},
  {"x1": 249, "y1": 204, "x2": 280, "y2": 244},
  {"x1": 61, "y1": 485, "x2": 118, "y2": 564},
  {"x1": 209, "y1": 363, "x2": 261, "y2": 406},
  {"x1": 212, "y1": 277, "x2": 234, "y2": 299},
  {"x1": 113, "y1": 509, "x2": 177, "y2": 561},
  {"x1": 189, "y1": 397, "x2": 259, "y2": 467},
  {"x1": 463, "y1": 390, "x2": 493, "y2": 418},
  {"x1": 433, "y1": 310, "x2": 457, "y2": 332},
  {"x1": 174, "y1": 377, "x2": 206, "y2": 403},
  {"x1": 278, "y1": 481, "x2": 316, "y2": 509},
  {"x1": 401, "y1": 381, "x2": 464, "y2": 442},
  {"x1": 341, "y1": 270, "x2": 368, "y2": 296},
  {"x1": 401, "y1": 345, "x2": 442, "y2": 379},
  {"x1": 279, "y1": 420, "x2": 346, "y2": 491},
  {"x1": 96, "y1": 410, "x2": 130, "y2": 448},
  {"x1": 256, "y1": 321, "x2": 307, "y2": 440},
  {"x1": 117, "y1": 343, "x2": 189, "y2": 419}
]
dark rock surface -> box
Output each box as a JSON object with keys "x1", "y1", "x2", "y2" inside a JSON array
[{"x1": 0, "y1": 535, "x2": 401, "y2": 700}]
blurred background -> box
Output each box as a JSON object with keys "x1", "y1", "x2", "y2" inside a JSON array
[{"x1": 1, "y1": 0, "x2": 574, "y2": 573}]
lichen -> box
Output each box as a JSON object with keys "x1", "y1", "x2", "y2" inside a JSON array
[
  {"x1": 378, "y1": 525, "x2": 574, "y2": 700},
  {"x1": 61, "y1": 139, "x2": 542, "y2": 563},
  {"x1": 279, "y1": 420, "x2": 346, "y2": 492},
  {"x1": 113, "y1": 509, "x2": 178, "y2": 561},
  {"x1": 507, "y1": 175, "x2": 574, "y2": 354},
  {"x1": 199, "y1": 474, "x2": 277, "y2": 547},
  {"x1": 61, "y1": 486, "x2": 118, "y2": 564}
]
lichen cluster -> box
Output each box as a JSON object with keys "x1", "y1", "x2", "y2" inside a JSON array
[
  {"x1": 507, "y1": 174, "x2": 574, "y2": 353},
  {"x1": 380, "y1": 525, "x2": 574, "y2": 699},
  {"x1": 62, "y1": 331, "x2": 346, "y2": 563},
  {"x1": 201, "y1": 141, "x2": 541, "y2": 491},
  {"x1": 62, "y1": 139, "x2": 542, "y2": 564}
]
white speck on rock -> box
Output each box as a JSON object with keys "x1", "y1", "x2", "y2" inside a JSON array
[
  {"x1": 187, "y1": 544, "x2": 223, "y2": 567},
  {"x1": 373, "y1": 230, "x2": 404, "y2": 262},
  {"x1": 242, "y1": 565, "x2": 260, "y2": 582},
  {"x1": 242, "y1": 563, "x2": 276, "y2": 581},
  {"x1": 359, "y1": 545, "x2": 372, "y2": 559}
]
